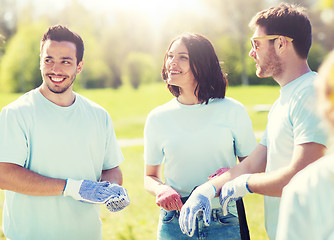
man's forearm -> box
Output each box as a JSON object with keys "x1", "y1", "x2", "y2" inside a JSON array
[
  {"x1": 210, "y1": 144, "x2": 267, "y2": 197},
  {"x1": 100, "y1": 166, "x2": 123, "y2": 185},
  {"x1": 246, "y1": 168, "x2": 293, "y2": 197},
  {"x1": 0, "y1": 162, "x2": 65, "y2": 196},
  {"x1": 210, "y1": 163, "x2": 249, "y2": 197},
  {"x1": 236, "y1": 143, "x2": 326, "y2": 197}
]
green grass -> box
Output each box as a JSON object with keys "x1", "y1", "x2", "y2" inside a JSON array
[{"x1": 0, "y1": 84, "x2": 279, "y2": 239}]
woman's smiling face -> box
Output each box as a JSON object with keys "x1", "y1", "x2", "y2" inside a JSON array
[{"x1": 165, "y1": 39, "x2": 196, "y2": 91}]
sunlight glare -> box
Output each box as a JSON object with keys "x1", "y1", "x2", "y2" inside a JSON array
[
  {"x1": 119, "y1": 0, "x2": 202, "y2": 24},
  {"x1": 98, "y1": 0, "x2": 204, "y2": 27}
]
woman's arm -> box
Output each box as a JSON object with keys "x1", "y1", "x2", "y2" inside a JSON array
[
  {"x1": 144, "y1": 164, "x2": 164, "y2": 196},
  {"x1": 144, "y1": 164, "x2": 183, "y2": 211}
]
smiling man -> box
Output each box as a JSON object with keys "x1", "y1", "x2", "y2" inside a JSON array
[
  {"x1": 39, "y1": 34, "x2": 83, "y2": 106},
  {"x1": 0, "y1": 25, "x2": 130, "y2": 240}
]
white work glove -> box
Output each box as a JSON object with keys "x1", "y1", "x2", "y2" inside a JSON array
[
  {"x1": 63, "y1": 179, "x2": 117, "y2": 204},
  {"x1": 178, "y1": 183, "x2": 216, "y2": 237},
  {"x1": 219, "y1": 174, "x2": 252, "y2": 216},
  {"x1": 105, "y1": 184, "x2": 130, "y2": 212}
]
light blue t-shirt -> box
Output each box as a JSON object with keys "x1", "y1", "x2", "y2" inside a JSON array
[
  {"x1": 0, "y1": 88, "x2": 124, "y2": 240},
  {"x1": 260, "y1": 72, "x2": 328, "y2": 239},
  {"x1": 144, "y1": 97, "x2": 257, "y2": 211},
  {"x1": 276, "y1": 152, "x2": 334, "y2": 240}
]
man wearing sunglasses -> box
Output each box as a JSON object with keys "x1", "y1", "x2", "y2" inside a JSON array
[{"x1": 179, "y1": 3, "x2": 328, "y2": 239}]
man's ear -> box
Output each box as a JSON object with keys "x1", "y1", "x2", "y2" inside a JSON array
[
  {"x1": 277, "y1": 36, "x2": 290, "y2": 52},
  {"x1": 77, "y1": 60, "x2": 84, "y2": 74}
]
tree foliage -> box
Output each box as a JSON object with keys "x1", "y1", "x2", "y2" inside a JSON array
[
  {"x1": 0, "y1": 0, "x2": 333, "y2": 92},
  {"x1": 0, "y1": 0, "x2": 17, "y2": 58},
  {"x1": 0, "y1": 20, "x2": 48, "y2": 92},
  {"x1": 123, "y1": 52, "x2": 159, "y2": 89}
]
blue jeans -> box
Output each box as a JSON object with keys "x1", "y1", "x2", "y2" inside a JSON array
[{"x1": 157, "y1": 208, "x2": 241, "y2": 240}]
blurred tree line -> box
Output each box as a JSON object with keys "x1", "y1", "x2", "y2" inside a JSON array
[{"x1": 0, "y1": 0, "x2": 333, "y2": 93}]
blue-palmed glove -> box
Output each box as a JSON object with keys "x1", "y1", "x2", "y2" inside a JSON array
[
  {"x1": 63, "y1": 179, "x2": 116, "y2": 204},
  {"x1": 179, "y1": 183, "x2": 216, "y2": 237},
  {"x1": 219, "y1": 174, "x2": 252, "y2": 216},
  {"x1": 105, "y1": 184, "x2": 130, "y2": 212}
]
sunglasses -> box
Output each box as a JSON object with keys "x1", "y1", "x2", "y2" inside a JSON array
[{"x1": 251, "y1": 35, "x2": 294, "y2": 51}]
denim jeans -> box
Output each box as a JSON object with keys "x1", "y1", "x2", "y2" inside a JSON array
[{"x1": 157, "y1": 208, "x2": 241, "y2": 240}]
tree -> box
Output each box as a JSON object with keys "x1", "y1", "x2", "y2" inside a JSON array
[
  {"x1": 2, "y1": 0, "x2": 332, "y2": 90},
  {"x1": 123, "y1": 52, "x2": 159, "y2": 89},
  {"x1": 205, "y1": 0, "x2": 266, "y2": 85},
  {"x1": 0, "y1": 20, "x2": 48, "y2": 92},
  {"x1": 52, "y1": 0, "x2": 112, "y2": 89},
  {"x1": 308, "y1": 42, "x2": 327, "y2": 72},
  {"x1": 0, "y1": 0, "x2": 17, "y2": 61},
  {"x1": 310, "y1": 5, "x2": 334, "y2": 54}
]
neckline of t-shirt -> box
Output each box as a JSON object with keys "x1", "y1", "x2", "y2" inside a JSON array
[
  {"x1": 174, "y1": 97, "x2": 215, "y2": 109},
  {"x1": 280, "y1": 71, "x2": 316, "y2": 95},
  {"x1": 36, "y1": 88, "x2": 79, "y2": 111}
]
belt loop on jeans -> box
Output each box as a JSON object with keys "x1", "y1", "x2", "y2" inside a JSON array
[{"x1": 212, "y1": 209, "x2": 218, "y2": 221}]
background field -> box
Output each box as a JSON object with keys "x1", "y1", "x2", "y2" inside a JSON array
[{"x1": 0, "y1": 84, "x2": 280, "y2": 239}]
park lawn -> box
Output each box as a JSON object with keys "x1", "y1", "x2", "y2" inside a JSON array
[{"x1": 0, "y1": 84, "x2": 280, "y2": 239}]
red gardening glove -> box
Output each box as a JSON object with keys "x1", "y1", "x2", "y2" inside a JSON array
[
  {"x1": 156, "y1": 185, "x2": 183, "y2": 211},
  {"x1": 208, "y1": 167, "x2": 230, "y2": 179}
]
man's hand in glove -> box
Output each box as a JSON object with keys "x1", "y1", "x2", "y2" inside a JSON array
[
  {"x1": 219, "y1": 174, "x2": 252, "y2": 215},
  {"x1": 63, "y1": 179, "x2": 117, "y2": 204},
  {"x1": 178, "y1": 183, "x2": 216, "y2": 237},
  {"x1": 105, "y1": 184, "x2": 130, "y2": 212}
]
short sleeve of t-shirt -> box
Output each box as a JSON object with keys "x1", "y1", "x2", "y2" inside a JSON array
[
  {"x1": 144, "y1": 112, "x2": 164, "y2": 166},
  {"x1": 290, "y1": 86, "x2": 327, "y2": 146},
  {"x1": 232, "y1": 105, "x2": 257, "y2": 157},
  {"x1": 103, "y1": 114, "x2": 124, "y2": 170},
  {"x1": 0, "y1": 105, "x2": 28, "y2": 166},
  {"x1": 260, "y1": 82, "x2": 327, "y2": 148},
  {"x1": 260, "y1": 126, "x2": 268, "y2": 147}
]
